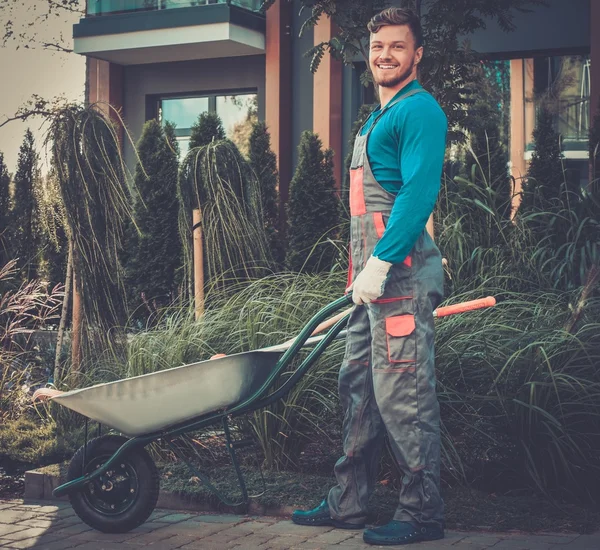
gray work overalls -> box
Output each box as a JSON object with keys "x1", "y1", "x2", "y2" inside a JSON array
[{"x1": 328, "y1": 88, "x2": 445, "y2": 529}]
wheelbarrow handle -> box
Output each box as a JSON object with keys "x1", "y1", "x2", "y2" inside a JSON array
[{"x1": 433, "y1": 296, "x2": 496, "y2": 318}]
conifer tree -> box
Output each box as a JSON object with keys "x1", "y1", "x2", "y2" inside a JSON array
[
  {"x1": 11, "y1": 129, "x2": 39, "y2": 281},
  {"x1": 124, "y1": 119, "x2": 182, "y2": 319},
  {"x1": 189, "y1": 112, "x2": 226, "y2": 150},
  {"x1": 248, "y1": 121, "x2": 284, "y2": 266},
  {"x1": 35, "y1": 168, "x2": 68, "y2": 289},
  {"x1": 520, "y1": 106, "x2": 564, "y2": 213},
  {"x1": 286, "y1": 131, "x2": 340, "y2": 273},
  {"x1": 0, "y1": 152, "x2": 11, "y2": 268}
]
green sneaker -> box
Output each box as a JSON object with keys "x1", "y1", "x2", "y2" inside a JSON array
[
  {"x1": 363, "y1": 520, "x2": 444, "y2": 545},
  {"x1": 291, "y1": 500, "x2": 365, "y2": 529}
]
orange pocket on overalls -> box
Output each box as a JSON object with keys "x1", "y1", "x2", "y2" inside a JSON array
[{"x1": 385, "y1": 314, "x2": 417, "y2": 363}]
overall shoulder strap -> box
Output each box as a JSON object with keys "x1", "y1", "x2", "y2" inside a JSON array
[{"x1": 360, "y1": 88, "x2": 427, "y2": 135}]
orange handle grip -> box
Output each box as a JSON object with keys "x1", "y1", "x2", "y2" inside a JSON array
[{"x1": 433, "y1": 296, "x2": 496, "y2": 318}]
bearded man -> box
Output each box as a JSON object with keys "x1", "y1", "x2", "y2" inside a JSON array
[{"x1": 292, "y1": 7, "x2": 448, "y2": 546}]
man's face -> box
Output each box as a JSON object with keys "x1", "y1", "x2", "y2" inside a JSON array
[{"x1": 369, "y1": 24, "x2": 423, "y2": 89}]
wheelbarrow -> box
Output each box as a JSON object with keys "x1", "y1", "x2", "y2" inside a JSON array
[{"x1": 33, "y1": 294, "x2": 495, "y2": 533}]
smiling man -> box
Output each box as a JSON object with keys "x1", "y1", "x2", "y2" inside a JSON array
[{"x1": 292, "y1": 7, "x2": 448, "y2": 546}]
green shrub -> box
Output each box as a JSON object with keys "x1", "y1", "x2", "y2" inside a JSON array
[
  {"x1": 11, "y1": 129, "x2": 39, "y2": 282},
  {"x1": 189, "y1": 112, "x2": 226, "y2": 150},
  {"x1": 286, "y1": 131, "x2": 341, "y2": 273},
  {"x1": 248, "y1": 121, "x2": 284, "y2": 267},
  {"x1": 123, "y1": 119, "x2": 182, "y2": 322},
  {"x1": 0, "y1": 417, "x2": 75, "y2": 467}
]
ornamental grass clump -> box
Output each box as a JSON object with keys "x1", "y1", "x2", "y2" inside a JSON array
[
  {"x1": 118, "y1": 270, "x2": 347, "y2": 470},
  {"x1": 435, "y1": 281, "x2": 600, "y2": 502},
  {"x1": 49, "y1": 105, "x2": 133, "y2": 337},
  {"x1": 178, "y1": 139, "x2": 273, "y2": 291},
  {"x1": 0, "y1": 260, "x2": 62, "y2": 421}
]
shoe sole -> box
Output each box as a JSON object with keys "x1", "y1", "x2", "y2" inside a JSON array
[
  {"x1": 292, "y1": 517, "x2": 365, "y2": 530},
  {"x1": 363, "y1": 533, "x2": 444, "y2": 546}
]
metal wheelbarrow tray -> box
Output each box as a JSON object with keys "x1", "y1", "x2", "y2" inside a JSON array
[
  {"x1": 51, "y1": 350, "x2": 285, "y2": 437},
  {"x1": 40, "y1": 295, "x2": 494, "y2": 534}
]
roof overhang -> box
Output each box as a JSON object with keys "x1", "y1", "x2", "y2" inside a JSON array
[{"x1": 73, "y1": 4, "x2": 265, "y2": 65}]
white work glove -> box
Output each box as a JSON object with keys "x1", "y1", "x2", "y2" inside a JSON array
[{"x1": 347, "y1": 255, "x2": 392, "y2": 305}]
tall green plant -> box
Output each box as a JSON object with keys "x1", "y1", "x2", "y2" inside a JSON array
[
  {"x1": 12, "y1": 129, "x2": 39, "y2": 281},
  {"x1": 248, "y1": 121, "x2": 284, "y2": 266},
  {"x1": 49, "y1": 104, "x2": 134, "y2": 370},
  {"x1": 286, "y1": 131, "x2": 341, "y2": 273},
  {"x1": 178, "y1": 139, "x2": 272, "y2": 293},
  {"x1": 124, "y1": 119, "x2": 182, "y2": 321}
]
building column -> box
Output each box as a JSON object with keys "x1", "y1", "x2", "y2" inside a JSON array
[
  {"x1": 590, "y1": 0, "x2": 600, "y2": 180},
  {"x1": 265, "y1": 0, "x2": 293, "y2": 230},
  {"x1": 313, "y1": 15, "x2": 343, "y2": 191},
  {"x1": 509, "y1": 58, "x2": 534, "y2": 214},
  {"x1": 87, "y1": 57, "x2": 124, "y2": 140}
]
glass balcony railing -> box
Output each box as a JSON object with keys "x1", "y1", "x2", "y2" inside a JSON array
[{"x1": 87, "y1": 0, "x2": 263, "y2": 17}]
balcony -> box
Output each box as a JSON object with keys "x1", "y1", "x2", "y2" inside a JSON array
[
  {"x1": 87, "y1": 0, "x2": 263, "y2": 17},
  {"x1": 74, "y1": 0, "x2": 265, "y2": 65}
]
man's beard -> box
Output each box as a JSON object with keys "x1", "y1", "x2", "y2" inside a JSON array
[{"x1": 374, "y1": 58, "x2": 416, "y2": 88}]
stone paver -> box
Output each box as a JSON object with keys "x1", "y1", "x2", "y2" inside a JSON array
[{"x1": 0, "y1": 499, "x2": 598, "y2": 550}]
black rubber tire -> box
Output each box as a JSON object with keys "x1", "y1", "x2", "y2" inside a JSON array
[{"x1": 67, "y1": 434, "x2": 159, "y2": 533}]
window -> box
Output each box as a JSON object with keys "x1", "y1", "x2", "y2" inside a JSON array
[
  {"x1": 527, "y1": 55, "x2": 591, "y2": 146},
  {"x1": 156, "y1": 92, "x2": 258, "y2": 158}
]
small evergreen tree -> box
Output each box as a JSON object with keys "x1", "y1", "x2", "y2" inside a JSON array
[
  {"x1": 286, "y1": 131, "x2": 340, "y2": 273},
  {"x1": 124, "y1": 119, "x2": 182, "y2": 319},
  {"x1": 11, "y1": 129, "x2": 39, "y2": 281},
  {"x1": 189, "y1": 112, "x2": 226, "y2": 150},
  {"x1": 35, "y1": 168, "x2": 68, "y2": 289},
  {"x1": 248, "y1": 121, "x2": 284, "y2": 266},
  {"x1": 520, "y1": 105, "x2": 565, "y2": 214},
  {"x1": 0, "y1": 152, "x2": 11, "y2": 268}
]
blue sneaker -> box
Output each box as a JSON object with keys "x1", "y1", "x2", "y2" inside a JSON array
[
  {"x1": 363, "y1": 520, "x2": 444, "y2": 545},
  {"x1": 291, "y1": 500, "x2": 365, "y2": 529}
]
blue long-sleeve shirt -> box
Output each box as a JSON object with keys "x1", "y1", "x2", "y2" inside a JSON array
[{"x1": 361, "y1": 80, "x2": 447, "y2": 264}]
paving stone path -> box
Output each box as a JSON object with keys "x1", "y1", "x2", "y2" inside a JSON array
[{"x1": 0, "y1": 499, "x2": 599, "y2": 550}]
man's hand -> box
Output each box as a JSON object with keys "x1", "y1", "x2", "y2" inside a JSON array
[{"x1": 347, "y1": 255, "x2": 392, "y2": 305}]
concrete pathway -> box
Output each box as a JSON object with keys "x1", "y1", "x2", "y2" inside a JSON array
[{"x1": 0, "y1": 499, "x2": 599, "y2": 550}]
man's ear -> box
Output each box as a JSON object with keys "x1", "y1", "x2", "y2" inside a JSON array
[{"x1": 415, "y1": 46, "x2": 424, "y2": 65}]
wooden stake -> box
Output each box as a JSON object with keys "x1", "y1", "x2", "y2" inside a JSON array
[
  {"x1": 71, "y1": 245, "x2": 83, "y2": 376},
  {"x1": 53, "y1": 237, "x2": 73, "y2": 384},
  {"x1": 193, "y1": 208, "x2": 204, "y2": 319}
]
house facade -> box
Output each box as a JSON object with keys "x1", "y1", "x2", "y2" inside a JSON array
[{"x1": 75, "y1": 0, "x2": 597, "y2": 213}]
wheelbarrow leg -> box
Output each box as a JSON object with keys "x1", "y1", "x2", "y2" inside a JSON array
[{"x1": 222, "y1": 417, "x2": 248, "y2": 505}]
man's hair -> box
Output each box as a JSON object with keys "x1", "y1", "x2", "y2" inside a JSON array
[{"x1": 367, "y1": 7, "x2": 423, "y2": 48}]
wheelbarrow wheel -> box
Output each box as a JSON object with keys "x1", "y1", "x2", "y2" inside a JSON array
[{"x1": 67, "y1": 434, "x2": 159, "y2": 533}]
